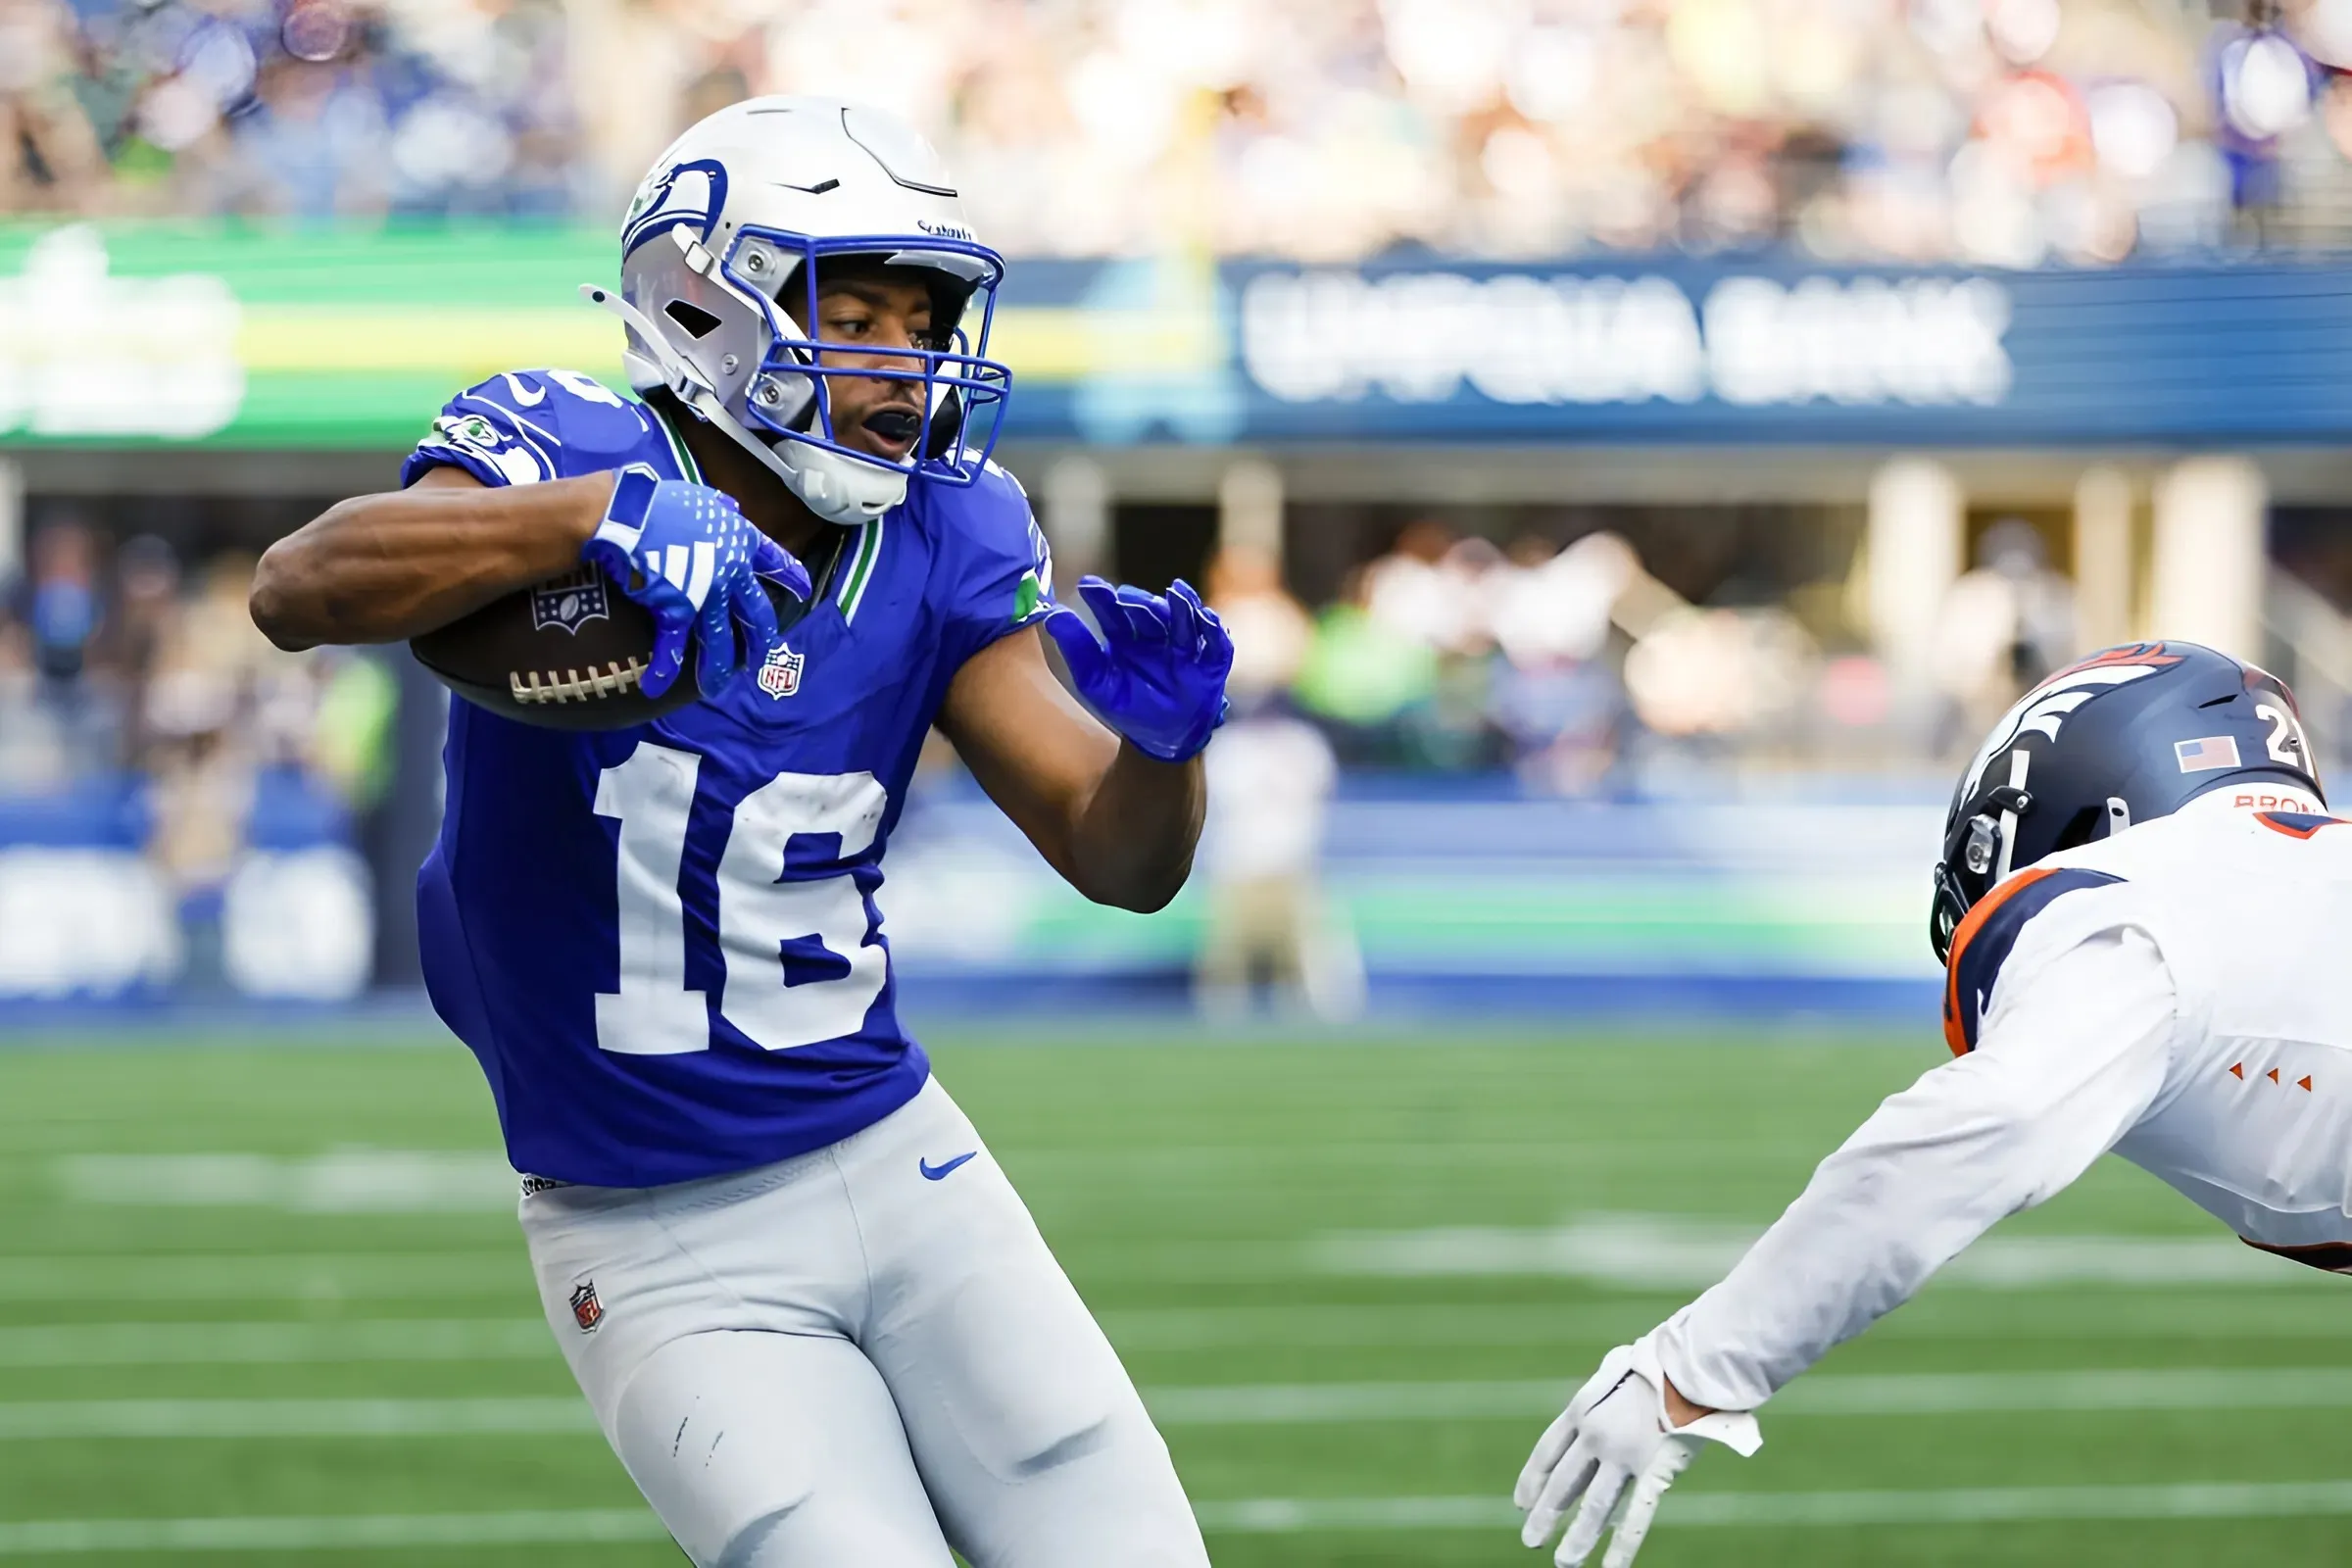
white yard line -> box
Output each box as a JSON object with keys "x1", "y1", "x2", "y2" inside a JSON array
[
  {"x1": 0, "y1": 1510, "x2": 665, "y2": 1555},
  {"x1": 0, "y1": 1398, "x2": 595, "y2": 1440},
  {"x1": 11, "y1": 1367, "x2": 2352, "y2": 1439},
  {"x1": 1313, "y1": 1211, "x2": 2327, "y2": 1290},
  {"x1": 1153, "y1": 1366, "x2": 2352, "y2": 1424},
  {"x1": 1102, "y1": 1293, "x2": 2352, "y2": 1349},
  {"x1": 0, "y1": 1254, "x2": 527, "y2": 1303},
  {"x1": 4, "y1": 1296, "x2": 2327, "y2": 1366},
  {"x1": 0, "y1": 1320, "x2": 551, "y2": 1368},
  {"x1": 1197, "y1": 1479, "x2": 2352, "y2": 1533},
  {"x1": 53, "y1": 1152, "x2": 518, "y2": 1213},
  {"x1": 7, "y1": 1481, "x2": 2352, "y2": 1552}
]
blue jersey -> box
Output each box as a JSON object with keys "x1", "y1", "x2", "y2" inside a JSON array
[{"x1": 402, "y1": 368, "x2": 1053, "y2": 1188}]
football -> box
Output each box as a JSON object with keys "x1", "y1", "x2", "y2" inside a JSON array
[{"x1": 411, "y1": 565, "x2": 808, "y2": 730}]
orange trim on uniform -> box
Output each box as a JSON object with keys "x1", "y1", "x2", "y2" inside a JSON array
[
  {"x1": 1941, "y1": 866, "x2": 2061, "y2": 1057},
  {"x1": 2256, "y1": 811, "x2": 2343, "y2": 841}
]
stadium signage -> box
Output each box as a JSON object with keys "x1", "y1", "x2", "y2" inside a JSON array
[
  {"x1": 1240, "y1": 270, "x2": 2013, "y2": 409},
  {"x1": 0, "y1": 226, "x2": 244, "y2": 439},
  {"x1": 4, "y1": 223, "x2": 2351, "y2": 447}
]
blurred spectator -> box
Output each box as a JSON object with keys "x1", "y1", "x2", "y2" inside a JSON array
[
  {"x1": 24, "y1": 518, "x2": 100, "y2": 683},
  {"x1": 1293, "y1": 566, "x2": 1439, "y2": 762},
  {"x1": 3, "y1": 0, "x2": 2329, "y2": 264},
  {"x1": 1205, "y1": 542, "x2": 1312, "y2": 692},
  {"x1": 1196, "y1": 689, "x2": 1360, "y2": 1023},
  {"x1": 1486, "y1": 532, "x2": 1641, "y2": 791},
  {"x1": 1933, "y1": 518, "x2": 2080, "y2": 743},
  {"x1": 0, "y1": 0, "x2": 108, "y2": 212},
  {"x1": 1363, "y1": 519, "x2": 1473, "y2": 652}
]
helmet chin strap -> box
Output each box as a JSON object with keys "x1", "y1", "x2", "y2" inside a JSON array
[{"x1": 581, "y1": 283, "x2": 906, "y2": 525}]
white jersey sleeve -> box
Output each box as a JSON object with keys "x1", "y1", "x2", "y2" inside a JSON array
[{"x1": 1652, "y1": 923, "x2": 2178, "y2": 1413}]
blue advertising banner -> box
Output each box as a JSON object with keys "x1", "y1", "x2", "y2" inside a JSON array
[{"x1": 1004, "y1": 255, "x2": 2352, "y2": 448}]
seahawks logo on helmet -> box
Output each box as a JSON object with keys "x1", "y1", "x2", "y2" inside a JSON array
[{"x1": 622, "y1": 158, "x2": 729, "y2": 260}]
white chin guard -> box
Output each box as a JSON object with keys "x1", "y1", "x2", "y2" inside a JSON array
[
  {"x1": 772, "y1": 440, "x2": 909, "y2": 525},
  {"x1": 586, "y1": 282, "x2": 907, "y2": 526}
]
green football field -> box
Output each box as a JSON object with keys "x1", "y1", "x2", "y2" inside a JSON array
[{"x1": 2, "y1": 1027, "x2": 2349, "y2": 1566}]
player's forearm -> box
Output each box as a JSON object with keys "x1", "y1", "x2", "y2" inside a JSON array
[
  {"x1": 1656, "y1": 1057, "x2": 2151, "y2": 1408},
  {"x1": 1654, "y1": 1093, "x2": 2032, "y2": 1411},
  {"x1": 250, "y1": 475, "x2": 612, "y2": 650},
  {"x1": 1065, "y1": 744, "x2": 1205, "y2": 912}
]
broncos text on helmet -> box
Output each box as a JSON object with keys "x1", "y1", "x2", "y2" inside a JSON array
[{"x1": 1929, "y1": 640, "x2": 2325, "y2": 963}]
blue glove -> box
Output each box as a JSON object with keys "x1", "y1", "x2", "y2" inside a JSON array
[
  {"x1": 1043, "y1": 576, "x2": 1233, "y2": 762},
  {"x1": 581, "y1": 465, "x2": 811, "y2": 700}
]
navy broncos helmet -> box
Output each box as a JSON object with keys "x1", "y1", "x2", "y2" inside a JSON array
[{"x1": 1929, "y1": 641, "x2": 2325, "y2": 963}]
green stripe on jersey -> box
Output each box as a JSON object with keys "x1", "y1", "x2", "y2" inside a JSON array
[
  {"x1": 836, "y1": 516, "x2": 885, "y2": 624},
  {"x1": 641, "y1": 400, "x2": 702, "y2": 485}
]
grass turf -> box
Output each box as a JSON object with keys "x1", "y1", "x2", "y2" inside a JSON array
[{"x1": 0, "y1": 1029, "x2": 2346, "y2": 1565}]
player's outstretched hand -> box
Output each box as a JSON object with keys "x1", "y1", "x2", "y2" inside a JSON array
[
  {"x1": 581, "y1": 464, "x2": 811, "y2": 701},
  {"x1": 1515, "y1": 1338, "x2": 1760, "y2": 1568},
  {"x1": 1043, "y1": 576, "x2": 1234, "y2": 763}
]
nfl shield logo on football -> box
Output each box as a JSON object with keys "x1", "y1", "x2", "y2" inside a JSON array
[
  {"x1": 530, "y1": 566, "x2": 611, "y2": 635},
  {"x1": 758, "y1": 643, "x2": 805, "y2": 699},
  {"x1": 569, "y1": 1280, "x2": 604, "y2": 1333}
]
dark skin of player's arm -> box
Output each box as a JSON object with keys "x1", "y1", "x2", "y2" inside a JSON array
[{"x1": 249, "y1": 263, "x2": 1202, "y2": 913}]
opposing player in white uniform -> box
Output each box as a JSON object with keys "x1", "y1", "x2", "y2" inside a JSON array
[{"x1": 1514, "y1": 641, "x2": 2347, "y2": 1567}]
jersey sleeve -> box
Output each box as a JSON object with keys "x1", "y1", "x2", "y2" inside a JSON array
[
  {"x1": 1651, "y1": 924, "x2": 2179, "y2": 1413},
  {"x1": 934, "y1": 463, "x2": 1054, "y2": 672},
  {"x1": 400, "y1": 368, "x2": 654, "y2": 490},
  {"x1": 1942, "y1": 865, "x2": 2128, "y2": 1054}
]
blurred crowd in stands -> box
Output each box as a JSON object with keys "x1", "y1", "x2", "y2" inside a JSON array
[
  {"x1": 0, "y1": 522, "x2": 393, "y2": 897},
  {"x1": 1203, "y1": 511, "x2": 2082, "y2": 794},
  {"x1": 10, "y1": 0, "x2": 2352, "y2": 263}
]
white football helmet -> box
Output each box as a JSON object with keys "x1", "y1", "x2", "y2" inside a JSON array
[{"x1": 582, "y1": 97, "x2": 1010, "y2": 525}]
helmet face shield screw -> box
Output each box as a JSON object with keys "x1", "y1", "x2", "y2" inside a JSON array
[
  {"x1": 1963, "y1": 815, "x2": 1998, "y2": 875},
  {"x1": 720, "y1": 354, "x2": 739, "y2": 374}
]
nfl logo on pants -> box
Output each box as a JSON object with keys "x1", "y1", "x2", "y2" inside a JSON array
[{"x1": 569, "y1": 1281, "x2": 604, "y2": 1333}]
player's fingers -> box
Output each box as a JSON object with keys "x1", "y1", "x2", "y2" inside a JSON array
[
  {"x1": 1043, "y1": 605, "x2": 1112, "y2": 691},
  {"x1": 1553, "y1": 1463, "x2": 1633, "y2": 1568},
  {"x1": 1111, "y1": 584, "x2": 1172, "y2": 645},
  {"x1": 1520, "y1": 1434, "x2": 1601, "y2": 1548},
  {"x1": 1075, "y1": 575, "x2": 1123, "y2": 633},
  {"x1": 753, "y1": 537, "x2": 812, "y2": 602},
  {"x1": 1164, "y1": 579, "x2": 1203, "y2": 649},
  {"x1": 643, "y1": 610, "x2": 689, "y2": 700},
  {"x1": 733, "y1": 576, "x2": 782, "y2": 669},
  {"x1": 1515, "y1": 1411, "x2": 1578, "y2": 1511},
  {"x1": 694, "y1": 596, "x2": 737, "y2": 697},
  {"x1": 1597, "y1": 1454, "x2": 1686, "y2": 1568}
]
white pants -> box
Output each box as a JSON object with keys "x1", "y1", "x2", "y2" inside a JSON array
[{"x1": 517, "y1": 1076, "x2": 1207, "y2": 1568}]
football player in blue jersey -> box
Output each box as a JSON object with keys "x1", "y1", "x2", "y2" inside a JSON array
[{"x1": 250, "y1": 98, "x2": 1227, "y2": 1568}]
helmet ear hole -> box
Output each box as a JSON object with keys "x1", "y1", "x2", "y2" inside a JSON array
[
  {"x1": 2051, "y1": 805, "x2": 2105, "y2": 853},
  {"x1": 663, "y1": 300, "x2": 723, "y2": 339}
]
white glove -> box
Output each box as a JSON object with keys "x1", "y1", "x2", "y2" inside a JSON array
[{"x1": 1514, "y1": 1336, "x2": 1761, "y2": 1568}]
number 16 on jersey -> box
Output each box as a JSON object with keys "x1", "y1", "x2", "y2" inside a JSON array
[{"x1": 593, "y1": 743, "x2": 889, "y2": 1055}]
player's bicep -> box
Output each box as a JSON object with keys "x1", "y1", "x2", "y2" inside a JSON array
[
  {"x1": 408, "y1": 464, "x2": 487, "y2": 492},
  {"x1": 937, "y1": 625, "x2": 1119, "y2": 873}
]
